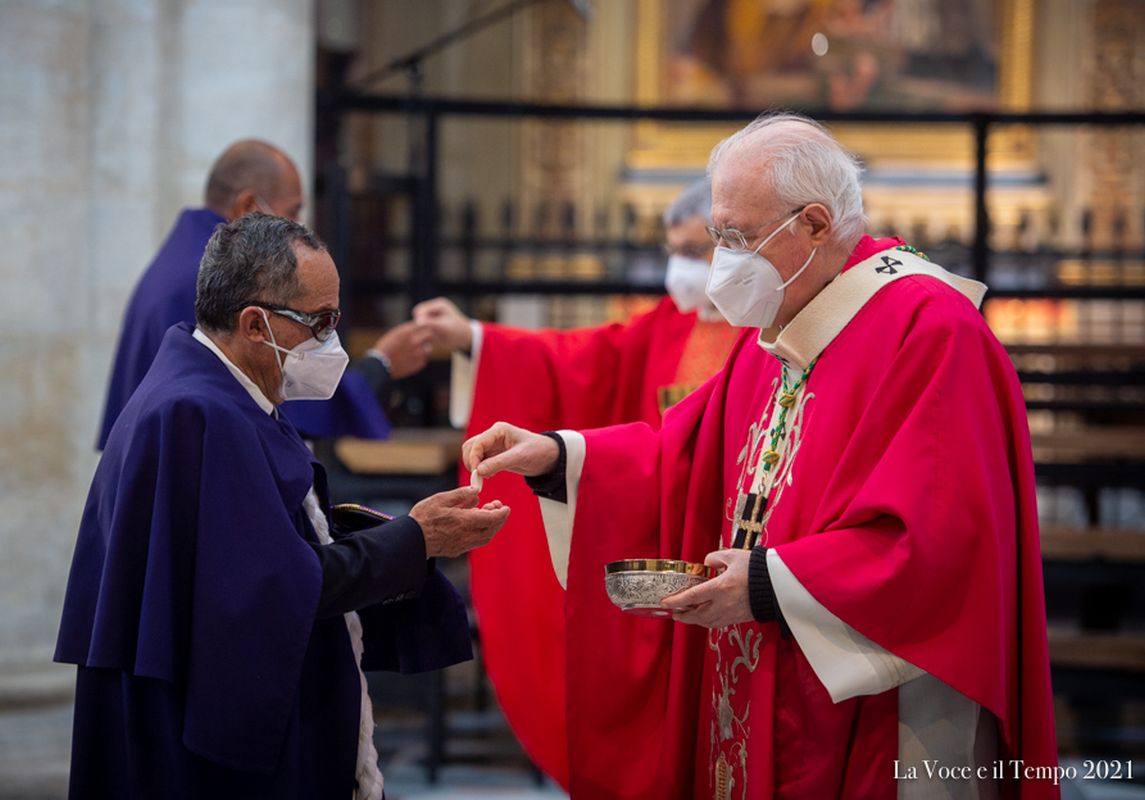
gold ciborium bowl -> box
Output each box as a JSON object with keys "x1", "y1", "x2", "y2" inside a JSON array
[{"x1": 603, "y1": 559, "x2": 713, "y2": 618}]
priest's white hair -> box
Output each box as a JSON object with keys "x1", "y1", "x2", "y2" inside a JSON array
[{"x1": 708, "y1": 112, "x2": 866, "y2": 244}]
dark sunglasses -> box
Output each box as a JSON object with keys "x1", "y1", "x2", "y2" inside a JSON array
[{"x1": 248, "y1": 302, "x2": 341, "y2": 342}]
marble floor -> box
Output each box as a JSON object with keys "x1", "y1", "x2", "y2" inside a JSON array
[
  {"x1": 2, "y1": 699, "x2": 1141, "y2": 800},
  {"x1": 0, "y1": 704, "x2": 70, "y2": 800},
  {"x1": 0, "y1": 697, "x2": 566, "y2": 800}
]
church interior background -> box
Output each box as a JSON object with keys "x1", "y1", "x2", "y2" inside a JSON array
[{"x1": 1, "y1": 0, "x2": 1142, "y2": 797}]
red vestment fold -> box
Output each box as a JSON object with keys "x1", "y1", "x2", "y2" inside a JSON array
[
  {"x1": 465, "y1": 298, "x2": 737, "y2": 785},
  {"x1": 565, "y1": 264, "x2": 1057, "y2": 798}
]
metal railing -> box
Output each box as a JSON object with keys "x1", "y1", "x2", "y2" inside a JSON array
[{"x1": 318, "y1": 91, "x2": 1145, "y2": 305}]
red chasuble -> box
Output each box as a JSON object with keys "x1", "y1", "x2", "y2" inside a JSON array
[
  {"x1": 466, "y1": 297, "x2": 739, "y2": 786},
  {"x1": 563, "y1": 243, "x2": 1057, "y2": 798}
]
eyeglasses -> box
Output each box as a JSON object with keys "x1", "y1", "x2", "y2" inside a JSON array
[
  {"x1": 705, "y1": 207, "x2": 806, "y2": 251},
  {"x1": 248, "y1": 302, "x2": 341, "y2": 341}
]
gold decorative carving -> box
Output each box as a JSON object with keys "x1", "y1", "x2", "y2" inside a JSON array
[
  {"x1": 516, "y1": 2, "x2": 598, "y2": 289},
  {"x1": 520, "y1": 2, "x2": 590, "y2": 228},
  {"x1": 1085, "y1": 0, "x2": 1144, "y2": 247}
]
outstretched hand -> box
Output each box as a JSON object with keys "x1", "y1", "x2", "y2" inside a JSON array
[
  {"x1": 462, "y1": 421, "x2": 560, "y2": 480},
  {"x1": 372, "y1": 320, "x2": 433, "y2": 380},
  {"x1": 412, "y1": 297, "x2": 473, "y2": 352},
  {"x1": 410, "y1": 486, "x2": 510, "y2": 559}
]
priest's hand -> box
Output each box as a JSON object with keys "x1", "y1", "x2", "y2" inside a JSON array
[
  {"x1": 371, "y1": 321, "x2": 434, "y2": 379},
  {"x1": 463, "y1": 421, "x2": 560, "y2": 479},
  {"x1": 661, "y1": 549, "x2": 753, "y2": 629},
  {"x1": 410, "y1": 486, "x2": 511, "y2": 558},
  {"x1": 413, "y1": 297, "x2": 473, "y2": 352}
]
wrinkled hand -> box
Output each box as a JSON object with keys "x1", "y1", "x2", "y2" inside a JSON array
[
  {"x1": 373, "y1": 320, "x2": 433, "y2": 380},
  {"x1": 412, "y1": 297, "x2": 473, "y2": 352},
  {"x1": 660, "y1": 549, "x2": 753, "y2": 628},
  {"x1": 409, "y1": 486, "x2": 510, "y2": 558},
  {"x1": 462, "y1": 421, "x2": 560, "y2": 479}
]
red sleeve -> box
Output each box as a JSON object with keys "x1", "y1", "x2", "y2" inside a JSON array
[
  {"x1": 561, "y1": 354, "x2": 747, "y2": 799},
  {"x1": 464, "y1": 298, "x2": 690, "y2": 787},
  {"x1": 469, "y1": 297, "x2": 686, "y2": 434}
]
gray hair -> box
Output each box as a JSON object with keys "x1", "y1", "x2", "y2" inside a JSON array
[
  {"x1": 663, "y1": 177, "x2": 713, "y2": 227},
  {"x1": 195, "y1": 213, "x2": 326, "y2": 332},
  {"x1": 707, "y1": 112, "x2": 865, "y2": 243}
]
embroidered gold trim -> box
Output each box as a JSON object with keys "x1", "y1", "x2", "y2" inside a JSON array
[{"x1": 331, "y1": 502, "x2": 393, "y2": 522}]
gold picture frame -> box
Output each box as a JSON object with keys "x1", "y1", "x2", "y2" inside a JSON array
[{"x1": 627, "y1": 0, "x2": 1035, "y2": 170}]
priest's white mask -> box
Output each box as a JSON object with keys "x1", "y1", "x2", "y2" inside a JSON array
[
  {"x1": 705, "y1": 211, "x2": 817, "y2": 329},
  {"x1": 665, "y1": 255, "x2": 722, "y2": 321},
  {"x1": 259, "y1": 309, "x2": 349, "y2": 401}
]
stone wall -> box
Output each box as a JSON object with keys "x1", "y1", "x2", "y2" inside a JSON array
[{"x1": 0, "y1": 0, "x2": 314, "y2": 707}]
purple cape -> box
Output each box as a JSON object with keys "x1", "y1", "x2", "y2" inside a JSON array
[
  {"x1": 97, "y1": 208, "x2": 389, "y2": 449},
  {"x1": 59, "y1": 324, "x2": 469, "y2": 798}
]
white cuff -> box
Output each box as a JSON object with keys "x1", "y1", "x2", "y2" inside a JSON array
[
  {"x1": 768, "y1": 549, "x2": 923, "y2": 703},
  {"x1": 537, "y1": 430, "x2": 585, "y2": 590},
  {"x1": 448, "y1": 321, "x2": 483, "y2": 429}
]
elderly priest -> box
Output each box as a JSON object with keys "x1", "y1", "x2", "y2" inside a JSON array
[
  {"x1": 57, "y1": 214, "x2": 510, "y2": 799},
  {"x1": 463, "y1": 114, "x2": 1058, "y2": 799}
]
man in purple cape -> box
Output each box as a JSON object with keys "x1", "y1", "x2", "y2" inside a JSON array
[
  {"x1": 58, "y1": 214, "x2": 511, "y2": 798},
  {"x1": 97, "y1": 139, "x2": 432, "y2": 449}
]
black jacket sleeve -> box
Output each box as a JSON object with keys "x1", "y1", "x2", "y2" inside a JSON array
[
  {"x1": 311, "y1": 514, "x2": 427, "y2": 618},
  {"x1": 353, "y1": 354, "x2": 394, "y2": 410}
]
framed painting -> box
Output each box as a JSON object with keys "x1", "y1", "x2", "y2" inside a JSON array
[{"x1": 627, "y1": 0, "x2": 1035, "y2": 169}]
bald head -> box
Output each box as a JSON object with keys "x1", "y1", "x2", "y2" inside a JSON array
[
  {"x1": 708, "y1": 113, "x2": 865, "y2": 247},
  {"x1": 204, "y1": 140, "x2": 304, "y2": 221}
]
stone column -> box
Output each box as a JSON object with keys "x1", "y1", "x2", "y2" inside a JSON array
[
  {"x1": 0, "y1": 0, "x2": 313, "y2": 791},
  {"x1": 168, "y1": 0, "x2": 315, "y2": 228}
]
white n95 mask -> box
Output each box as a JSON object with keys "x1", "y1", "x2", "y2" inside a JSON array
[
  {"x1": 705, "y1": 211, "x2": 817, "y2": 329},
  {"x1": 260, "y1": 309, "x2": 350, "y2": 401},
  {"x1": 665, "y1": 255, "x2": 712, "y2": 312},
  {"x1": 666, "y1": 255, "x2": 724, "y2": 322}
]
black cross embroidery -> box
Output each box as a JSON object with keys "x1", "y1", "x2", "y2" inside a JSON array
[
  {"x1": 876, "y1": 255, "x2": 902, "y2": 275},
  {"x1": 732, "y1": 492, "x2": 768, "y2": 550}
]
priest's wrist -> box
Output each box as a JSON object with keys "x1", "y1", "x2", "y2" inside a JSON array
[
  {"x1": 365, "y1": 348, "x2": 392, "y2": 376},
  {"x1": 524, "y1": 431, "x2": 567, "y2": 503},
  {"x1": 458, "y1": 320, "x2": 476, "y2": 355},
  {"x1": 749, "y1": 546, "x2": 784, "y2": 626}
]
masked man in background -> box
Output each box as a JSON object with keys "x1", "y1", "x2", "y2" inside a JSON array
[{"x1": 98, "y1": 139, "x2": 432, "y2": 449}]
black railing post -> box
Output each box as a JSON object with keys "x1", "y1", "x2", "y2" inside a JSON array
[
  {"x1": 326, "y1": 162, "x2": 354, "y2": 327},
  {"x1": 621, "y1": 203, "x2": 638, "y2": 283},
  {"x1": 499, "y1": 198, "x2": 515, "y2": 281},
  {"x1": 971, "y1": 113, "x2": 991, "y2": 285},
  {"x1": 410, "y1": 107, "x2": 441, "y2": 306},
  {"x1": 423, "y1": 109, "x2": 440, "y2": 301},
  {"x1": 460, "y1": 199, "x2": 478, "y2": 313}
]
